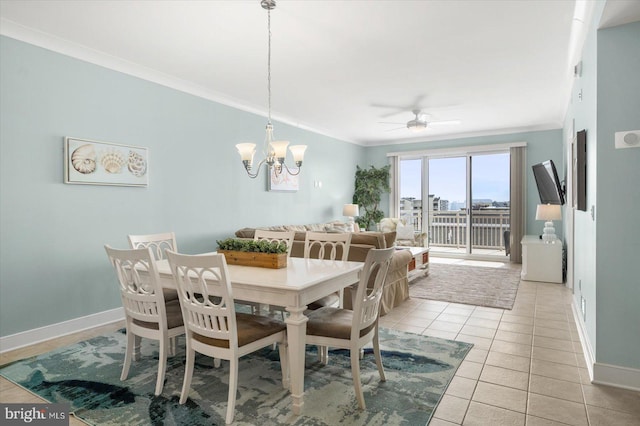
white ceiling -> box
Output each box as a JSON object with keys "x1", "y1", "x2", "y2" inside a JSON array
[{"x1": 1, "y1": 1, "x2": 638, "y2": 146}]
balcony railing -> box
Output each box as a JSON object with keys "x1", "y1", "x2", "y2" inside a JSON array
[{"x1": 400, "y1": 209, "x2": 510, "y2": 250}]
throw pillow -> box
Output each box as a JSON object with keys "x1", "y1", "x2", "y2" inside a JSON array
[
  {"x1": 396, "y1": 221, "x2": 414, "y2": 241},
  {"x1": 325, "y1": 221, "x2": 349, "y2": 233},
  {"x1": 379, "y1": 218, "x2": 397, "y2": 233}
]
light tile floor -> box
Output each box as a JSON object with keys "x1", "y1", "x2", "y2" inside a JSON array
[
  {"x1": 379, "y1": 257, "x2": 640, "y2": 425},
  {"x1": 1, "y1": 257, "x2": 639, "y2": 425}
]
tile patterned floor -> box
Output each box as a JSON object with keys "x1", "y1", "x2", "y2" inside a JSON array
[
  {"x1": 378, "y1": 258, "x2": 640, "y2": 425},
  {"x1": 1, "y1": 257, "x2": 639, "y2": 425}
]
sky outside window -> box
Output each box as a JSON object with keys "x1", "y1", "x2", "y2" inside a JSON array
[{"x1": 400, "y1": 153, "x2": 510, "y2": 207}]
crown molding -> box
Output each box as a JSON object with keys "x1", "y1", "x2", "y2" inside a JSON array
[{"x1": 0, "y1": 18, "x2": 359, "y2": 145}]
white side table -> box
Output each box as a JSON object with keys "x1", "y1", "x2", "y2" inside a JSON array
[
  {"x1": 521, "y1": 235, "x2": 563, "y2": 283},
  {"x1": 396, "y1": 246, "x2": 430, "y2": 282}
]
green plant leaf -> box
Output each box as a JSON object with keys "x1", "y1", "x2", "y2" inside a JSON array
[
  {"x1": 216, "y1": 238, "x2": 288, "y2": 254},
  {"x1": 352, "y1": 165, "x2": 390, "y2": 229}
]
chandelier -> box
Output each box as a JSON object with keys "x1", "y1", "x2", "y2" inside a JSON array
[{"x1": 236, "y1": 0, "x2": 306, "y2": 179}]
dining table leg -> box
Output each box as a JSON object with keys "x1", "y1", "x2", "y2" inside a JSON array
[{"x1": 285, "y1": 305, "x2": 308, "y2": 416}]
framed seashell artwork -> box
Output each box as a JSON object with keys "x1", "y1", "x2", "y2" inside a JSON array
[{"x1": 64, "y1": 137, "x2": 148, "y2": 187}]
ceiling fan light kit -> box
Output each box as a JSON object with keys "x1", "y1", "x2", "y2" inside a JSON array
[
  {"x1": 379, "y1": 108, "x2": 460, "y2": 133},
  {"x1": 407, "y1": 109, "x2": 428, "y2": 132}
]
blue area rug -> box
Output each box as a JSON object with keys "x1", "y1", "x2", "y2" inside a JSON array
[{"x1": 0, "y1": 328, "x2": 472, "y2": 425}]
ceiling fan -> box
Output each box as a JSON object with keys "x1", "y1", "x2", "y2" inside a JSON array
[{"x1": 379, "y1": 109, "x2": 461, "y2": 133}]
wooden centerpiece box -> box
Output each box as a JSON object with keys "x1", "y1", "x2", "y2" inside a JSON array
[
  {"x1": 218, "y1": 250, "x2": 287, "y2": 269},
  {"x1": 217, "y1": 238, "x2": 288, "y2": 269}
]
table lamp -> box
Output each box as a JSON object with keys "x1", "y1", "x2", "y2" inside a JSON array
[
  {"x1": 343, "y1": 204, "x2": 359, "y2": 232},
  {"x1": 536, "y1": 204, "x2": 561, "y2": 243}
]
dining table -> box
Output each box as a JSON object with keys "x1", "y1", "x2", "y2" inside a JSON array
[{"x1": 152, "y1": 254, "x2": 364, "y2": 416}]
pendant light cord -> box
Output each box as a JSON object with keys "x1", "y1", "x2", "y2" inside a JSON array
[{"x1": 267, "y1": 7, "x2": 272, "y2": 126}]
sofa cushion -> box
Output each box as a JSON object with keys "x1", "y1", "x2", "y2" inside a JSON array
[
  {"x1": 235, "y1": 228, "x2": 256, "y2": 239},
  {"x1": 383, "y1": 231, "x2": 396, "y2": 248},
  {"x1": 284, "y1": 224, "x2": 309, "y2": 231},
  {"x1": 350, "y1": 232, "x2": 385, "y2": 249}
]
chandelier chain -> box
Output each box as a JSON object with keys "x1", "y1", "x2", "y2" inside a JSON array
[{"x1": 267, "y1": 6, "x2": 272, "y2": 125}]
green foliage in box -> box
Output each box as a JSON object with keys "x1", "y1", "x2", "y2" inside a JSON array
[{"x1": 216, "y1": 238, "x2": 288, "y2": 254}]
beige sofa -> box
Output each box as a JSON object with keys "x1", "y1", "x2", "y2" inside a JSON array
[{"x1": 235, "y1": 222, "x2": 412, "y2": 315}]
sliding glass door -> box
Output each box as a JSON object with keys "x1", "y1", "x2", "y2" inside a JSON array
[
  {"x1": 399, "y1": 159, "x2": 423, "y2": 233},
  {"x1": 427, "y1": 156, "x2": 468, "y2": 253},
  {"x1": 398, "y1": 150, "x2": 510, "y2": 258},
  {"x1": 469, "y1": 153, "x2": 510, "y2": 255}
]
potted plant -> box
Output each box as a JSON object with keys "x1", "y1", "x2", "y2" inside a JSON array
[
  {"x1": 352, "y1": 165, "x2": 391, "y2": 230},
  {"x1": 216, "y1": 238, "x2": 288, "y2": 269}
]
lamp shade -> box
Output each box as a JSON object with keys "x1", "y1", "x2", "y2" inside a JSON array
[
  {"x1": 289, "y1": 145, "x2": 307, "y2": 162},
  {"x1": 536, "y1": 204, "x2": 561, "y2": 221},
  {"x1": 269, "y1": 140, "x2": 289, "y2": 158},
  {"x1": 343, "y1": 204, "x2": 359, "y2": 217},
  {"x1": 235, "y1": 143, "x2": 256, "y2": 162}
]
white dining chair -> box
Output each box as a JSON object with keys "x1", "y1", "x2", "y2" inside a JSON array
[
  {"x1": 104, "y1": 245, "x2": 185, "y2": 396},
  {"x1": 165, "y1": 250, "x2": 289, "y2": 425},
  {"x1": 253, "y1": 229, "x2": 296, "y2": 318},
  {"x1": 304, "y1": 231, "x2": 352, "y2": 310},
  {"x1": 128, "y1": 232, "x2": 177, "y2": 261},
  {"x1": 304, "y1": 247, "x2": 394, "y2": 409},
  {"x1": 254, "y1": 229, "x2": 296, "y2": 257},
  {"x1": 128, "y1": 232, "x2": 179, "y2": 302}
]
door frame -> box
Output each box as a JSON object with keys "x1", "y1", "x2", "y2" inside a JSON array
[{"x1": 391, "y1": 143, "x2": 523, "y2": 261}]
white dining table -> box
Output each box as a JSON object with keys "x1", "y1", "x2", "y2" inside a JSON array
[{"x1": 153, "y1": 255, "x2": 363, "y2": 416}]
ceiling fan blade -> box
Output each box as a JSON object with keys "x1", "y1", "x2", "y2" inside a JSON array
[
  {"x1": 371, "y1": 95, "x2": 428, "y2": 118},
  {"x1": 384, "y1": 126, "x2": 407, "y2": 132},
  {"x1": 429, "y1": 120, "x2": 462, "y2": 126},
  {"x1": 377, "y1": 121, "x2": 405, "y2": 125}
]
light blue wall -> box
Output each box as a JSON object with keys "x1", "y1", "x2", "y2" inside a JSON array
[
  {"x1": 0, "y1": 36, "x2": 364, "y2": 336},
  {"x1": 564, "y1": 7, "x2": 640, "y2": 372},
  {"x1": 366, "y1": 129, "x2": 564, "y2": 239},
  {"x1": 565, "y1": 2, "x2": 602, "y2": 360},
  {"x1": 595, "y1": 21, "x2": 640, "y2": 369}
]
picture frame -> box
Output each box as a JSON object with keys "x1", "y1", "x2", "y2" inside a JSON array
[
  {"x1": 267, "y1": 166, "x2": 299, "y2": 192},
  {"x1": 64, "y1": 137, "x2": 149, "y2": 187}
]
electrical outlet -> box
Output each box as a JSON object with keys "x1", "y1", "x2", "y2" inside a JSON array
[{"x1": 581, "y1": 296, "x2": 586, "y2": 321}]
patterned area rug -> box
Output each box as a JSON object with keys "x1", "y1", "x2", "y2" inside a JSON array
[
  {"x1": 0, "y1": 328, "x2": 472, "y2": 425},
  {"x1": 410, "y1": 263, "x2": 521, "y2": 309}
]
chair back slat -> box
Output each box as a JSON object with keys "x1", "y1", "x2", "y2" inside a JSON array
[
  {"x1": 128, "y1": 232, "x2": 177, "y2": 261},
  {"x1": 166, "y1": 250, "x2": 238, "y2": 348},
  {"x1": 105, "y1": 246, "x2": 166, "y2": 325},
  {"x1": 304, "y1": 231, "x2": 352, "y2": 261},
  {"x1": 352, "y1": 248, "x2": 394, "y2": 338}
]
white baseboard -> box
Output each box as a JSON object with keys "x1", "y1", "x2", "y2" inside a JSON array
[
  {"x1": 593, "y1": 362, "x2": 640, "y2": 392},
  {"x1": 571, "y1": 300, "x2": 595, "y2": 380},
  {"x1": 571, "y1": 300, "x2": 640, "y2": 391},
  {"x1": 0, "y1": 308, "x2": 125, "y2": 354}
]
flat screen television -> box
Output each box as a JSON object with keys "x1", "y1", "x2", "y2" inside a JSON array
[{"x1": 532, "y1": 159, "x2": 565, "y2": 205}]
